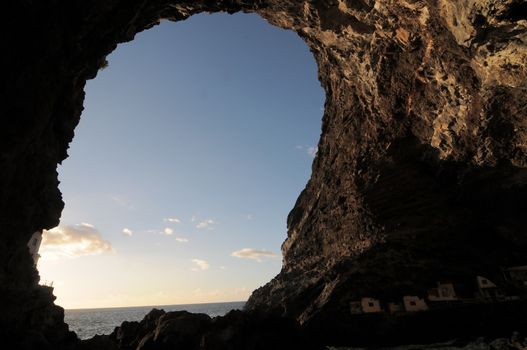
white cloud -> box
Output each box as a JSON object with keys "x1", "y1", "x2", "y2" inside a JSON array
[
  {"x1": 110, "y1": 195, "x2": 133, "y2": 209},
  {"x1": 247, "y1": 214, "x2": 253, "y2": 220},
  {"x1": 296, "y1": 145, "x2": 318, "y2": 158},
  {"x1": 146, "y1": 228, "x2": 182, "y2": 237},
  {"x1": 163, "y1": 217, "x2": 181, "y2": 223},
  {"x1": 307, "y1": 146, "x2": 318, "y2": 158},
  {"x1": 41, "y1": 224, "x2": 113, "y2": 260},
  {"x1": 191, "y1": 215, "x2": 197, "y2": 222},
  {"x1": 122, "y1": 228, "x2": 133, "y2": 236},
  {"x1": 196, "y1": 219, "x2": 214, "y2": 230},
  {"x1": 191, "y1": 259, "x2": 210, "y2": 271},
  {"x1": 231, "y1": 248, "x2": 277, "y2": 262},
  {"x1": 175, "y1": 237, "x2": 188, "y2": 243}
]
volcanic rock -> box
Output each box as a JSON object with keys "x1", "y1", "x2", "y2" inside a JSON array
[
  {"x1": 1, "y1": 0, "x2": 526, "y2": 347},
  {"x1": 84, "y1": 309, "x2": 316, "y2": 350}
]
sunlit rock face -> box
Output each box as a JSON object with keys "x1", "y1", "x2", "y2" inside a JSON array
[
  {"x1": 1, "y1": 0, "x2": 526, "y2": 347},
  {"x1": 247, "y1": 0, "x2": 527, "y2": 326}
]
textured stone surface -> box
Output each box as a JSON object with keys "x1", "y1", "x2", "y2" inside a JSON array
[
  {"x1": 1, "y1": 0, "x2": 526, "y2": 347},
  {"x1": 78, "y1": 309, "x2": 316, "y2": 350}
]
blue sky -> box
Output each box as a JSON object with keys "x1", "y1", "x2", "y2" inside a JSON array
[{"x1": 37, "y1": 12, "x2": 324, "y2": 309}]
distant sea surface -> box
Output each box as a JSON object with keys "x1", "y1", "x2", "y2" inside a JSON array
[{"x1": 66, "y1": 301, "x2": 246, "y2": 340}]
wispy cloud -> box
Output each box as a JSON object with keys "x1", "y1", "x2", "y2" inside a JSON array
[
  {"x1": 175, "y1": 237, "x2": 189, "y2": 243},
  {"x1": 41, "y1": 223, "x2": 113, "y2": 260},
  {"x1": 196, "y1": 219, "x2": 214, "y2": 230},
  {"x1": 110, "y1": 195, "x2": 134, "y2": 209},
  {"x1": 296, "y1": 145, "x2": 318, "y2": 158},
  {"x1": 122, "y1": 228, "x2": 133, "y2": 236},
  {"x1": 163, "y1": 217, "x2": 181, "y2": 224},
  {"x1": 231, "y1": 248, "x2": 277, "y2": 262},
  {"x1": 146, "y1": 228, "x2": 182, "y2": 237},
  {"x1": 307, "y1": 146, "x2": 318, "y2": 158},
  {"x1": 191, "y1": 259, "x2": 210, "y2": 271}
]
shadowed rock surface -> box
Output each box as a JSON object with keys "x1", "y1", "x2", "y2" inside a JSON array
[
  {"x1": 74, "y1": 303, "x2": 527, "y2": 349},
  {"x1": 75, "y1": 309, "x2": 317, "y2": 350},
  {"x1": 1, "y1": 0, "x2": 526, "y2": 348},
  {"x1": 330, "y1": 332, "x2": 527, "y2": 350}
]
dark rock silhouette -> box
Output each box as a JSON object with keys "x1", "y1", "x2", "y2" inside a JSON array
[
  {"x1": 76, "y1": 309, "x2": 318, "y2": 350},
  {"x1": 1, "y1": 0, "x2": 526, "y2": 348}
]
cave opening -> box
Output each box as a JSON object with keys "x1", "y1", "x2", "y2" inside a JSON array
[
  {"x1": 35, "y1": 12, "x2": 324, "y2": 339},
  {"x1": 3, "y1": 1, "x2": 527, "y2": 347}
]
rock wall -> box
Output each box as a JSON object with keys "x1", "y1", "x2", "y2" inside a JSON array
[{"x1": 1, "y1": 0, "x2": 526, "y2": 347}]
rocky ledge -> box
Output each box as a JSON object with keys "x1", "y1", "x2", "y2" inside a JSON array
[{"x1": 331, "y1": 333, "x2": 527, "y2": 350}]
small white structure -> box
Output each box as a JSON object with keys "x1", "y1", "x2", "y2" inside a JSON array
[
  {"x1": 476, "y1": 276, "x2": 504, "y2": 300},
  {"x1": 403, "y1": 296, "x2": 428, "y2": 312},
  {"x1": 27, "y1": 231, "x2": 42, "y2": 265},
  {"x1": 350, "y1": 297, "x2": 382, "y2": 314},
  {"x1": 427, "y1": 282, "x2": 458, "y2": 301},
  {"x1": 477, "y1": 276, "x2": 497, "y2": 289},
  {"x1": 361, "y1": 297, "x2": 382, "y2": 313}
]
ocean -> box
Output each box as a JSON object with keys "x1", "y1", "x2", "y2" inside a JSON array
[{"x1": 65, "y1": 301, "x2": 246, "y2": 340}]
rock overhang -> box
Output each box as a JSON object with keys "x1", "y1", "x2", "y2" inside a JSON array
[{"x1": 1, "y1": 0, "x2": 526, "y2": 347}]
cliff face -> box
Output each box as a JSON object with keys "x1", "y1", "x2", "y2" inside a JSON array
[
  {"x1": 1, "y1": 0, "x2": 526, "y2": 347},
  {"x1": 248, "y1": 0, "x2": 527, "y2": 326}
]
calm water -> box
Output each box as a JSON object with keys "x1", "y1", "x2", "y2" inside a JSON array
[{"x1": 65, "y1": 301, "x2": 245, "y2": 340}]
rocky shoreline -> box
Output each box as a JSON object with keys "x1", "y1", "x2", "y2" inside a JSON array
[
  {"x1": 76, "y1": 308, "x2": 317, "y2": 350},
  {"x1": 72, "y1": 304, "x2": 527, "y2": 350}
]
